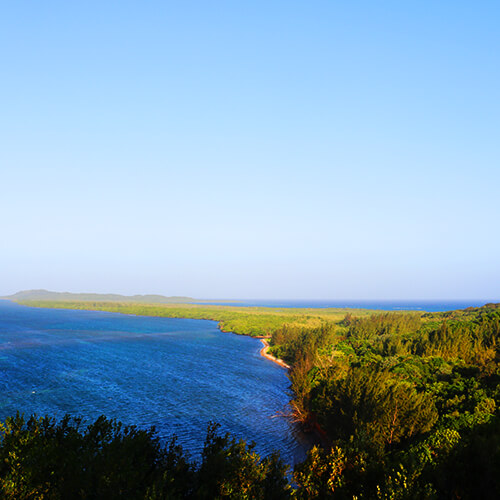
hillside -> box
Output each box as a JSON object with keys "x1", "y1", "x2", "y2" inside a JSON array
[{"x1": 2, "y1": 289, "x2": 233, "y2": 304}]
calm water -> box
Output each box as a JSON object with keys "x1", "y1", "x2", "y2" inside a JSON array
[
  {"x1": 198, "y1": 299, "x2": 495, "y2": 312},
  {"x1": 0, "y1": 300, "x2": 309, "y2": 465}
]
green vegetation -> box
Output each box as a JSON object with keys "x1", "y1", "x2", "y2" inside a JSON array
[
  {"x1": 270, "y1": 303, "x2": 500, "y2": 498},
  {"x1": 15, "y1": 300, "x2": 378, "y2": 337},
  {"x1": 7, "y1": 299, "x2": 500, "y2": 498},
  {"x1": 0, "y1": 414, "x2": 290, "y2": 499}
]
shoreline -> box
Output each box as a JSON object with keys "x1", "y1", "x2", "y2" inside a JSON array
[
  {"x1": 12, "y1": 298, "x2": 295, "y2": 370},
  {"x1": 259, "y1": 339, "x2": 291, "y2": 369}
]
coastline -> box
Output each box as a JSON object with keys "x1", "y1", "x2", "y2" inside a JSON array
[
  {"x1": 259, "y1": 339, "x2": 291, "y2": 369},
  {"x1": 12, "y1": 298, "x2": 295, "y2": 370}
]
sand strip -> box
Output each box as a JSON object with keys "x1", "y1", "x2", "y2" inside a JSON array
[{"x1": 259, "y1": 339, "x2": 291, "y2": 369}]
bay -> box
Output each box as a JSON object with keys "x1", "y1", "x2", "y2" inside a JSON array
[{"x1": 0, "y1": 300, "x2": 308, "y2": 465}]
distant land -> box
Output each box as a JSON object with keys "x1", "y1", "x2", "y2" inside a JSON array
[
  {"x1": 1, "y1": 289, "x2": 238, "y2": 304},
  {"x1": 3, "y1": 291, "x2": 495, "y2": 313}
]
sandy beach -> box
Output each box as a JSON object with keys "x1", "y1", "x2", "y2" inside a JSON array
[{"x1": 259, "y1": 339, "x2": 291, "y2": 369}]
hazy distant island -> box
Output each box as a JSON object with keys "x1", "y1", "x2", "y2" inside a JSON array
[
  {"x1": 2, "y1": 289, "x2": 240, "y2": 305},
  {"x1": 2, "y1": 293, "x2": 500, "y2": 498}
]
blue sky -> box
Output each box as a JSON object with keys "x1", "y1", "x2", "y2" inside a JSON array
[{"x1": 1, "y1": 1, "x2": 499, "y2": 299}]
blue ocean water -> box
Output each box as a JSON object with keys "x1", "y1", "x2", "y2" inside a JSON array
[
  {"x1": 0, "y1": 300, "x2": 309, "y2": 465},
  {"x1": 199, "y1": 299, "x2": 495, "y2": 312}
]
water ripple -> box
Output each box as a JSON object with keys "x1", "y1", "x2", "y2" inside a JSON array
[{"x1": 0, "y1": 300, "x2": 310, "y2": 464}]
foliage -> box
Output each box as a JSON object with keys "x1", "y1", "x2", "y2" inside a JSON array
[
  {"x1": 10, "y1": 300, "x2": 500, "y2": 497},
  {"x1": 293, "y1": 446, "x2": 348, "y2": 499},
  {"x1": 310, "y1": 367, "x2": 438, "y2": 454},
  {"x1": 0, "y1": 416, "x2": 290, "y2": 500},
  {"x1": 285, "y1": 303, "x2": 500, "y2": 498}
]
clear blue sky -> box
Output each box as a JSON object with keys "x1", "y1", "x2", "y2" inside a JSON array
[{"x1": 1, "y1": 1, "x2": 499, "y2": 299}]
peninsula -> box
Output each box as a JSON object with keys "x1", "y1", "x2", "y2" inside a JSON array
[{"x1": 3, "y1": 293, "x2": 500, "y2": 497}]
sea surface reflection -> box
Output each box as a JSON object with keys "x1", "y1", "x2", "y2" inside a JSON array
[{"x1": 0, "y1": 300, "x2": 310, "y2": 464}]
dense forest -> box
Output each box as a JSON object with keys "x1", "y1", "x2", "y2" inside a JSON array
[
  {"x1": 2, "y1": 301, "x2": 500, "y2": 498},
  {"x1": 270, "y1": 302, "x2": 500, "y2": 498}
]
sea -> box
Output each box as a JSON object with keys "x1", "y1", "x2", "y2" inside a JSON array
[
  {"x1": 197, "y1": 299, "x2": 495, "y2": 312},
  {"x1": 0, "y1": 300, "x2": 311, "y2": 465},
  {"x1": 0, "y1": 298, "x2": 494, "y2": 466}
]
